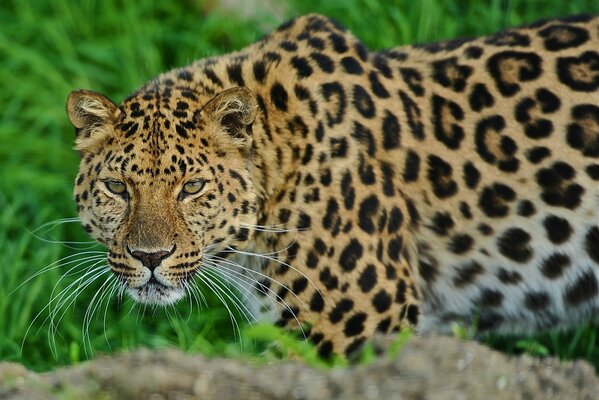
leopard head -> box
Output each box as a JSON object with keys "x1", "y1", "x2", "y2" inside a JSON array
[{"x1": 67, "y1": 85, "x2": 259, "y2": 305}]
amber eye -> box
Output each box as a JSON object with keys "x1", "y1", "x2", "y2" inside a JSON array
[
  {"x1": 181, "y1": 180, "x2": 205, "y2": 197},
  {"x1": 105, "y1": 180, "x2": 127, "y2": 196}
]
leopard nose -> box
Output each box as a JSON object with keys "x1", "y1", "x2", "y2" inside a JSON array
[{"x1": 127, "y1": 245, "x2": 175, "y2": 271}]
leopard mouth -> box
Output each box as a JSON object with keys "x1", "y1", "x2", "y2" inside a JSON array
[
  {"x1": 109, "y1": 257, "x2": 203, "y2": 305},
  {"x1": 126, "y1": 277, "x2": 186, "y2": 305}
]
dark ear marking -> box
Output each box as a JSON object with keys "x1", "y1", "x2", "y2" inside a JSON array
[{"x1": 200, "y1": 87, "x2": 258, "y2": 142}]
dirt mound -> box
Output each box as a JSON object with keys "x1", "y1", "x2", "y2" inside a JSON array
[{"x1": 1, "y1": 336, "x2": 597, "y2": 399}]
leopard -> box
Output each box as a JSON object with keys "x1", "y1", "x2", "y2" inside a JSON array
[{"x1": 66, "y1": 14, "x2": 599, "y2": 358}]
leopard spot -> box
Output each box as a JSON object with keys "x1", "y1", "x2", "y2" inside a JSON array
[
  {"x1": 358, "y1": 195, "x2": 379, "y2": 234},
  {"x1": 341, "y1": 56, "x2": 363, "y2": 75},
  {"x1": 290, "y1": 56, "x2": 313, "y2": 78},
  {"x1": 387, "y1": 207, "x2": 404, "y2": 234},
  {"x1": 226, "y1": 63, "x2": 245, "y2": 87},
  {"x1": 475, "y1": 115, "x2": 519, "y2": 172},
  {"x1": 382, "y1": 111, "x2": 401, "y2": 149},
  {"x1": 387, "y1": 236, "x2": 402, "y2": 261},
  {"x1": 539, "y1": 24, "x2": 590, "y2": 51},
  {"x1": 497, "y1": 227, "x2": 533, "y2": 263},
  {"x1": 478, "y1": 288, "x2": 503, "y2": 307},
  {"x1": 543, "y1": 215, "x2": 572, "y2": 244},
  {"x1": 399, "y1": 68, "x2": 425, "y2": 96},
  {"x1": 358, "y1": 154, "x2": 376, "y2": 185},
  {"x1": 517, "y1": 200, "x2": 536, "y2": 217},
  {"x1": 399, "y1": 90, "x2": 425, "y2": 140},
  {"x1": 329, "y1": 298, "x2": 354, "y2": 323},
  {"x1": 339, "y1": 239, "x2": 363, "y2": 272},
  {"x1": 318, "y1": 341, "x2": 333, "y2": 358},
  {"x1": 535, "y1": 161, "x2": 584, "y2": 209},
  {"x1": 462, "y1": 162, "x2": 481, "y2": 189},
  {"x1": 351, "y1": 121, "x2": 376, "y2": 156},
  {"x1": 368, "y1": 71, "x2": 390, "y2": 98},
  {"x1": 557, "y1": 51, "x2": 599, "y2": 92},
  {"x1": 452, "y1": 261, "x2": 484, "y2": 287},
  {"x1": 465, "y1": 46, "x2": 484, "y2": 59},
  {"x1": 469, "y1": 83, "x2": 494, "y2": 112},
  {"x1": 478, "y1": 183, "x2": 516, "y2": 218},
  {"x1": 376, "y1": 317, "x2": 392, "y2": 333},
  {"x1": 487, "y1": 51, "x2": 542, "y2": 96},
  {"x1": 373, "y1": 53, "x2": 392, "y2": 78},
  {"x1": 448, "y1": 233, "x2": 474, "y2": 255},
  {"x1": 418, "y1": 259, "x2": 438, "y2": 284},
  {"x1": 372, "y1": 290, "x2": 392, "y2": 313},
  {"x1": 344, "y1": 312, "x2": 367, "y2": 336},
  {"x1": 586, "y1": 226, "x2": 599, "y2": 264},
  {"x1": 319, "y1": 267, "x2": 339, "y2": 290},
  {"x1": 310, "y1": 52, "x2": 335, "y2": 73},
  {"x1": 428, "y1": 212, "x2": 454, "y2": 236},
  {"x1": 344, "y1": 337, "x2": 366, "y2": 357},
  {"x1": 403, "y1": 150, "x2": 420, "y2": 182},
  {"x1": 525, "y1": 146, "x2": 551, "y2": 164},
  {"x1": 497, "y1": 268, "x2": 522, "y2": 285},
  {"x1": 321, "y1": 82, "x2": 346, "y2": 127},
  {"x1": 515, "y1": 89, "x2": 561, "y2": 139},
  {"x1": 352, "y1": 84, "x2": 376, "y2": 118},
  {"x1": 330, "y1": 136, "x2": 349, "y2": 158},
  {"x1": 358, "y1": 264, "x2": 377, "y2": 293},
  {"x1": 292, "y1": 277, "x2": 308, "y2": 295},
  {"x1": 432, "y1": 56, "x2": 473, "y2": 92},
  {"x1": 270, "y1": 82, "x2": 288, "y2": 111},
  {"x1": 586, "y1": 164, "x2": 599, "y2": 181},
  {"x1": 432, "y1": 95, "x2": 465, "y2": 150},
  {"x1": 564, "y1": 269, "x2": 598, "y2": 306},
  {"x1": 524, "y1": 291, "x2": 551, "y2": 311},
  {"x1": 427, "y1": 155, "x2": 458, "y2": 199},
  {"x1": 253, "y1": 61, "x2": 266, "y2": 82},
  {"x1": 566, "y1": 104, "x2": 599, "y2": 157},
  {"x1": 380, "y1": 162, "x2": 395, "y2": 197},
  {"x1": 540, "y1": 253, "x2": 571, "y2": 279},
  {"x1": 485, "y1": 31, "x2": 530, "y2": 47}
]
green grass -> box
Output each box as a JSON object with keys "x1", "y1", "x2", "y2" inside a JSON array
[{"x1": 0, "y1": 0, "x2": 597, "y2": 372}]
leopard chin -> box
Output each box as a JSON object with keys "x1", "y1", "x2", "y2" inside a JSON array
[{"x1": 126, "y1": 280, "x2": 186, "y2": 306}]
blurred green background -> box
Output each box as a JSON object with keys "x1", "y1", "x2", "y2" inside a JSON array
[{"x1": 0, "y1": 0, "x2": 597, "y2": 371}]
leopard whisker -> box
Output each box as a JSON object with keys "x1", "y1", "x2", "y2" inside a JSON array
[
  {"x1": 47, "y1": 264, "x2": 109, "y2": 356},
  {"x1": 28, "y1": 219, "x2": 101, "y2": 249},
  {"x1": 205, "y1": 254, "x2": 310, "y2": 315},
  {"x1": 203, "y1": 261, "x2": 307, "y2": 340},
  {"x1": 101, "y1": 278, "x2": 121, "y2": 351},
  {"x1": 11, "y1": 252, "x2": 106, "y2": 295},
  {"x1": 32, "y1": 217, "x2": 81, "y2": 232},
  {"x1": 186, "y1": 278, "x2": 208, "y2": 310},
  {"x1": 203, "y1": 262, "x2": 264, "y2": 321},
  {"x1": 238, "y1": 222, "x2": 306, "y2": 233},
  {"x1": 222, "y1": 245, "x2": 323, "y2": 299},
  {"x1": 20, "y1": 257, "x2": 106, "y2": 356},
  {"x1": 194, "y1": 271, "x2": 244, "y2": 346},
  {"x1": 82, "y1": 273, "x2": 115, "y2": 357},
  {"x1": 48, "y1": 264, "x2": 108, "y2": 335},
  {"x1": 201, "y1": 267, "x2": 258, "y2": 325}
]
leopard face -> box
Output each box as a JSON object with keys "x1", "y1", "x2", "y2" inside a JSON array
[{"x1": 69, "y1": 86, "x2": 261, "y2": 305}]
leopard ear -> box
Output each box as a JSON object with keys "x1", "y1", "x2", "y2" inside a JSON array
[
  {"x1": 200, "y1": 87, "x2": 258, "y2": 147},
  {"x1": 67, "y1": 89, "x2": 120, "y2": 152}
]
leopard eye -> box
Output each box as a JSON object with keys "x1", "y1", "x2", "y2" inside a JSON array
[
  {"x1": 181, "y1": 180, "x2": 206, "y2": 197},
  {"x1": 105, "y1": 180, "x2": 127, "y2": 196}
]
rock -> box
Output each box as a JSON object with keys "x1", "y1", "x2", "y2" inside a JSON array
[{"x1": 0, "y1": 336, "x2": 597, "y2": 399}]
